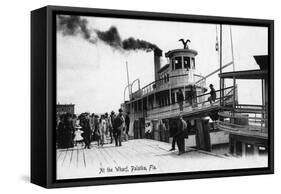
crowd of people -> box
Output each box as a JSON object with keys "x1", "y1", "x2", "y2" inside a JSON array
[
  {"x1": 56, "y1": 108, "x2": 130, "y2": 149},
  {"x1": 56, "y1": 107, "x2": 191, "y2": 156}
]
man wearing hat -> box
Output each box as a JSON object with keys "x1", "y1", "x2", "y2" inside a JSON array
[
  {"x1": 208, "y1": 84, "x2": 216, "y2": 105},
  {"x1": 93, "y1": 115, "x2": 101, "y2": 145},
  {"x1": 113, "y1": 108, "x2": 125, "y2": 146},
  {"x1": 109, "y1": 111, "x2": 116, "y2": 144},
  {"x1": 177, "y1": 88, "x2": 184, "y2": 111},
  {"x1": 82, "y1": 113, "x2": 92, "y2": 149},
  {"x1": 125, "y1": 112, "x2": 130, "y2": 141},
  {"x1": 175, "y1": 114, "x2": 187, "y2": 155}
]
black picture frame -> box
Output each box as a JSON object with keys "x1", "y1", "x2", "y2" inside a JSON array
[{"x1": 31, "y1": 5, "x2": 274, "y2": 188}]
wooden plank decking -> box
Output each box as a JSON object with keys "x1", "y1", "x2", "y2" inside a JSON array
[{"x1": 57, "y1": 139, "x2": 268, "y2": 180}]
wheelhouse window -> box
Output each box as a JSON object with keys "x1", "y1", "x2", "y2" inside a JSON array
[
  {"x1": 191, "y1": 57, "x2": 195, "y2": 69},
  {"x1": 183, "y1": 56, "x2": 190, "y2": 69},
  {"x1": 174, "y1": 57, "x2": 182, "y2": 69},
  {"x1": 134, "y1": 102, "x2": 137, "y2": 112},
  {"x1": 171, "y1": 92, "x2": 175, "y2": 104}
]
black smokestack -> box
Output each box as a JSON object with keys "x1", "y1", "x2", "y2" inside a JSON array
[
  {"x1": 57, "y1": 15, "x2": 160, "y2": 52},
  {"x1": 154, "y1": 48, "x2": 163, "y2": 56},
  {"x1": 154, "y1": 48, "x2": 163, "y2": 81}
]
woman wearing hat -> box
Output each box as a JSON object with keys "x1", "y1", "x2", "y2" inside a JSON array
[{"x1": 99, "y1": 115, "x2": 107, "y2": 146}]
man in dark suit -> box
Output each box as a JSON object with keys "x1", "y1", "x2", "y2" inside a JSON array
[
  {"x1": 208, "y1": 84, "x2": 216, "y2": 105},
  {"x1": 175, "y1": 115, "x2": 187, "y2": 155},
  {"x1": 125, "y1": 112, "x2": 130, "y2": 141},
  {"x1": 177, "y1": 88, "x2": 184, "y2": 111},
  {"x1": 113, "y1": 109, "x2": 124, "y2": 146},
  {"x1": 82, "y1": 113, "x2": 92, "y2": 149},
  {"x1": 169, "y1": 119, "x2": 177, "y2": 151}
]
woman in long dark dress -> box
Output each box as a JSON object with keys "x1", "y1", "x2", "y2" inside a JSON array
[
  {"x1": 83, "y1": 114, "x2": 92, "y2": 149},
  {"x1": 65, "y1": 113, "x2": 74, "y2": 148},
  {"x1": 57, "y1": 113, "x2": 74, "y2": 149},
  {"x1": 57, "y1": 114, "x2": 65, "y2": 148},
  {"x1": 93, "y1": 115, "x2": 101, "y2": 146}
]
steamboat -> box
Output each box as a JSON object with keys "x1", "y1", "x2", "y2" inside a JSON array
[
  {"x1": 122, "y1": 25, "x2": 268, "y2": 156},
  {"x1": 122, "y1": 38, "x2": 237, "y2": 151}
]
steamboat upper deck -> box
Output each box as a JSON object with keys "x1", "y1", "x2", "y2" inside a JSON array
[{"x1": 123, "y1": 46, "x2": 235, "y2": 121}]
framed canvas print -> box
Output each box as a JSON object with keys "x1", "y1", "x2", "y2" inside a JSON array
[{"x1": 31, "y1": 5, "x2": 274, "y2": 188}]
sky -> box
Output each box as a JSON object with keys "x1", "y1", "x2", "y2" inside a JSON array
[{"x1": 56, "y1": 15, "x2": 268, "y2": 114}]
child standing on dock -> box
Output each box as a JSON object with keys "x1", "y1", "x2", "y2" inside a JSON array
[
  {"x1": 74, "y1": 125, "x2": 84, "y2": 147},
  {"x1": 99, "y1": 115, "x2": 107, "y2": 146}
]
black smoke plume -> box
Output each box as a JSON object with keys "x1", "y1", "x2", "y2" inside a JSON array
[
  {"x1": 96, "y1": 26, "x2": 122, "y2": 49},
  {"x1": 57, "y1": 15, "x2": 160, "y2": 52},
  {"x1": 123, "y1": 37, "x2": 160, "y2": 52},
  {"x1": 57, "y1": 15, "x2": 91, "y2": 40}
]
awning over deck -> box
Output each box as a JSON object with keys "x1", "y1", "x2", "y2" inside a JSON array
[{"x1": 219, "y1": 69, "x2": 268, "y2": 80}]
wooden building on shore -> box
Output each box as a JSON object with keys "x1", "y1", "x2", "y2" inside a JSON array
[{"x1": 56, "y1": 103, "x2": 75, "y2": 115}]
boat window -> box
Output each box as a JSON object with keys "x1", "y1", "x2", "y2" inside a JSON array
[
  {"x1": 174, "y1": 57, "x2": 182, "y2": 69},
  {"x1": 171, "y1": 92, "x2": 175, "y2": 104},
  {"x1": 138, "y1": 100, "x2": 141, "y2": 112},
  {"x1": 191, "y1": 57, "x2": 195, "y2": 69},
  {"x1": 171, "y1": 59, "x2": 175, "y2": 70},
  {"x1": 258, "y1": 146, "x2": 267, "y2": 155},
  {"x1": 183, "y1": 57, "x2": 190, "y2": 69},
  {"x1": 134, "y1": 102, "x2": 137, "y2": 112},
  {"x1": 143, "y1": 98, "x2": 147, "y2": 110}
]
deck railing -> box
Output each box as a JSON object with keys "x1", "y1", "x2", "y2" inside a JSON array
[
  {"x1": 139, "y1": 86, "x2": 235, "y2": 120},
  {"x1": 139, "y1": 73, "x2": 206, "y2": 97},
  {"x1": 149, "y1": 85, "x2": 234, "y2": 110},
  {"x1": 217, "y1": 104, "x2": 268, "y2": 138}
]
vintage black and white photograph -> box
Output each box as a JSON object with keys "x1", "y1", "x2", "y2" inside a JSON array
[{"x1": 55, "y1": 14, "x2": 269, "y2": 180}]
